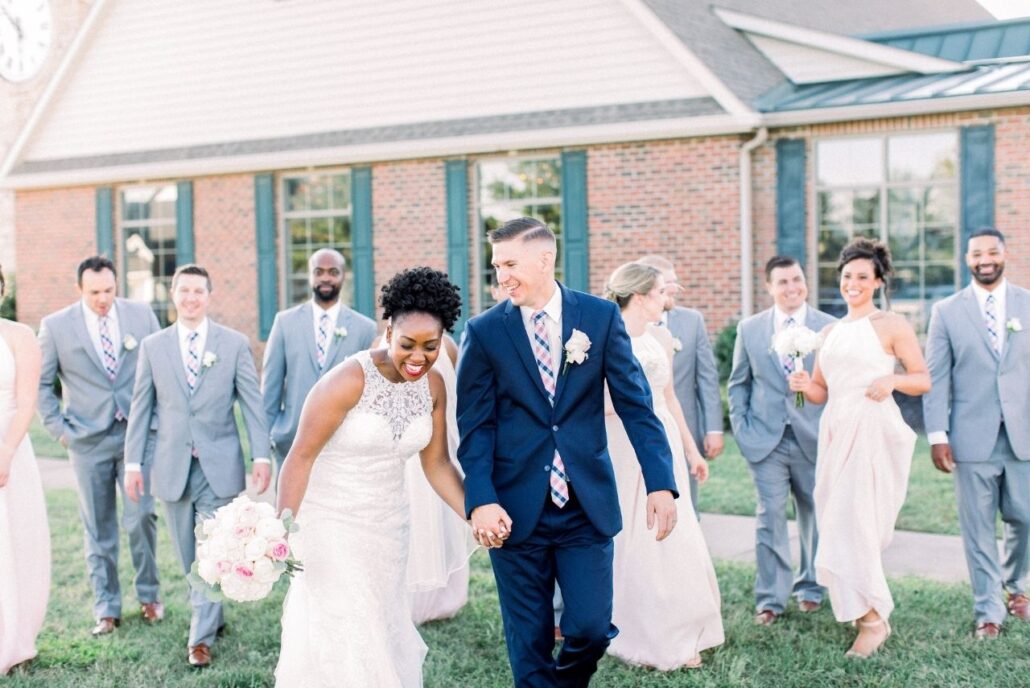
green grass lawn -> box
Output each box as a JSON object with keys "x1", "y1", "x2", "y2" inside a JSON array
[
  {"x1": 6, "y1": 489, "x2": 1029, "y2": 687},
  {"x1": 698, "y1": 435, "x2": 962, "y2": 536}
]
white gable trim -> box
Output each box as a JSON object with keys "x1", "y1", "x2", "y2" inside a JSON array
[
  {"x1": 0, "y1": 0, "x2": 112, "y2": 180},
  {"x1": 714, "y1": 8, "x2": 966, "y2": 77},
  {"x1": 617, "y1": 0, "x2": 759, "y2": 122}
]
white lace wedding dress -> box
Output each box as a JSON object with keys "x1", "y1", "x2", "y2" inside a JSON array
[{"x1": 275, "y1": 350, "x2": 434, "y2": 687}]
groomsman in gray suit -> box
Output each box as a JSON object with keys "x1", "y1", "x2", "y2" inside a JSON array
[
  {"x1": 37, "y1": 256, "x2": 163, "y2": 637},
  {"x1": 924, "y1": 227, "x2": 1030, "y2": 639},
  {"x1": 262, "y1": 249, "x2": 376, "y2": 466},
  {"x1": 639, "y1": 254, "x2": 724, "y2": 517},
  {"x1": 124, "y1": 264, "x2": 271, "y2": 668},
  {"x1": 729, "y1": 255, "x2": 835, "y2": 625}
]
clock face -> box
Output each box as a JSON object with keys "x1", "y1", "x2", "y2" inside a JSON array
[{"x1": 0, "y1": 0, "x2": 53, "y2": 83}]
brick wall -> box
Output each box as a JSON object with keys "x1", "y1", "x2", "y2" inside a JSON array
[{"x1": 14, "y1": 186, "x2": 96, "y2": 327}]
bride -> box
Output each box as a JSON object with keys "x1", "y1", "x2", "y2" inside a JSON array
[{"x1": 274, "y1": 267, "x2": 477, "y2": 687}]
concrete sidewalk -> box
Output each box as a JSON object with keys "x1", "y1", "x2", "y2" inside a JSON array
[{"x1": 39, "y1": 458, "x2": 975, "y2": 584}]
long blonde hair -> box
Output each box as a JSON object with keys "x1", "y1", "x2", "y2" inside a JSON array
[{"x1": 604, "y1": 262, "x2": 661, "y2": 311}]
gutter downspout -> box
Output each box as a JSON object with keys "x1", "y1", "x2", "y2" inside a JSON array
[{"x1": 738, "y1": 127, "x2": 767, "y2": 320}]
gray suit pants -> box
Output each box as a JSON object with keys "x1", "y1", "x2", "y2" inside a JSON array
[
  {"x1": 163, "y1": 457, "x2": 233, "y2": 647},
  {"x1": 70, "y1": 425, "x2": 159, "y2": 619},
  {"x1": 747, "y1": 426, "x2": 822, "y2": 613},
  {"x1": 955, "y1": 426, "x2": 1030, "y2": 624}
]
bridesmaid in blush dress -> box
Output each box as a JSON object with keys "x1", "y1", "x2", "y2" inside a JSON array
[
  {"x1": 790, "y1": 239, "x2": 930, "y2": 659},
  {"x1": 0, "y1": 266, "x2": 51, "y2": 675}
]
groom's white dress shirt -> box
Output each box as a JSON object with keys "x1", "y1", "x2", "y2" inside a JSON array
[
  {"x1": 928, "y1": 280, "x2": 1008, "y2": 447},
  {"x1": 774, "y1": 303, "x2": 807, "y2": 334},
  {"x1": 519, "y1": 282, "x2": 563, "y2": 364},
  {"x1": 82, "y1": 300, "x2": 122, "y2": 366}
]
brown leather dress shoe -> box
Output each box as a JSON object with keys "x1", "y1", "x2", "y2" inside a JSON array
[
  {"x1": 975, "y1": 622, "x2": 1001, "y2": 639},
  {"x1": 140, "y1": 601, "x2": 165, "y2": 623},
  {"x1": 91, "y1": 617, "x2": 120, "y2": 637},
  {"x1": 798, "y1": 600, "x2": 822, "y2": 613},
  {"x1": 754, "y1": 610, "x2": 779, "y2": 626},
  {"x1": 188, "y1": 643, "x2": 212, "y2": 668},
  {"x1": 1007, "y1": 593, "x2": 1030, "y2": 621}
]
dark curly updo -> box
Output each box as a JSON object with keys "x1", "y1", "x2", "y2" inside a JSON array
[
  {"x1": 380, "y1": 267, "x2": 462, "y2": 333},
  {"x1": 838, "y1": 237, "x2": 893, "y2": 305}
]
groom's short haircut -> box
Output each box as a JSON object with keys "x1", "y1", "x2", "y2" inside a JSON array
[
  {"x1": 487, "y1": 216, "x2": 556, "y2": 247},
  {"x1": 77, "y1": 255, "x2": 117, "y2": 285},
  {"x1": 172, "y1": 264, "x2": 213, "y2": 292},
  {"x1": 765, "y1": 255, "x2": 801, "y2": 282},
  {"x1": 968, "y1": 226, "x2": 1005, "y2": 247}
]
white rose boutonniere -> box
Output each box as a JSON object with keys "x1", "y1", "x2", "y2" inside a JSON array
[
  {"x1": 671, "y1": 337, "x2": 683, "y2": 353},
  {"x1": 562, "y1": 329, "x2": 591, "y2": 375},
  {"x1": 1007, "y1": 317, "x2": 1023, "y2": 333},
  {"x1": 334, "y1": 326, "x2": 348, "y2": 340},
  {"x1": 123, "y1": 335, "x2": 138, "y2": 351},
  {"x1": 202, "y1": 351, "x2": 218, "y2": 369}
]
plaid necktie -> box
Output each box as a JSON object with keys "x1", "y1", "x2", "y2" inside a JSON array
[
  {"x1": 532, "y1": 311, "x2": 569, "y2": 508},
  {"x1": 317, "y1": 312, "x2": 331, "y2": 369},
  {"x1": 99, "y1": 317, "x2": 125, "y2": 421},
  {"x1": 781, "y1": 316, "x2": 797, "y2": 376},
  {"x1": 186, "y1": 331, "x2": 200, "y2": 393},
  {"x1": 985, "y1": 294, "x2": 1000, "y2": 353}
]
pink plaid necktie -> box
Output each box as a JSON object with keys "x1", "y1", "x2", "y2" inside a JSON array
[
  {"x1": 532, "y1": 311, "x2": 568, "y2": 508},
  {"x1": 99, "y1": 317, "x2": 125, "y2": 421},
  {"x1": 985, "y1": 294, "x2": 1000, "y2": 353},
  {"x1": 186, "y1": 331, "x2": 200, "y2": 393},
  {"x1": 781, "y1": 316, "x2": 797, "y2": 376},
  {"x1": 317, "y1": 312, "x2": 331, "y2": 368}
]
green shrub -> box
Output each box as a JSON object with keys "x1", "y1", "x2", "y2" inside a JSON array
[{"x1": 714, "y1": 321, "x2": 737, "y2": 383}]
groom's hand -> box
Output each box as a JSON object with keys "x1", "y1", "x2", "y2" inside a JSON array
[
  {"x1": 471, "y1": 503, "x2": 512, "y2": 548},
  {"x1": 251, "y1": 463, "x2": 272, "y2": 494},
  {"x1": 646, "y1": 490, "x2": 677, "y2": 542},
  {"x1": 931, "y1": 443, "x2": 955, "y2": 474},
  {"x1": 125, "y1": 469, "x2": 144, "y2": 503}
]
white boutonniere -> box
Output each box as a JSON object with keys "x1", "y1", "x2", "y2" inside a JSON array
[
  {"x1": 123, "y1": 335, "x2": 138, "y2": 351},
  {"x1": 562, "y1": 329, "x2": 591, "y2": 375},
  {"x1": 671, "y1": 337, "x2": 683, "y2": 353},
  {"x1": 202, "y1": 351, "x2": 218, "y2": 369},
  {"x1": 334, "y1": 326, "x2": 348, "y2": 340},
  {"x1": 1008, "y1": 317, "x2": 1023, "y2": 333}
]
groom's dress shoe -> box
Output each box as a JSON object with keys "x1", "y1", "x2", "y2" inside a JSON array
[
  {"x1": 188, "y1": 644, "x2": 212, "y2": 668},
  {"x1": 1007, "y1": 593, "x2": 1030, "y2": 621},
  {"x1": 975, "y1": 622, "x2": 1001, "y2": 640},
  {"x1": 91, "y1": 617, "x2": 120, "y2": 637},
  {"x1": 140, "y1": 602, "x2": 165, "y2": 623},
  {"x1": 754, "y1": 610, "x2": 779, "y2": 626},
  {"x1": 798, "y1": 600, "x2": 821, "y2": 613}
]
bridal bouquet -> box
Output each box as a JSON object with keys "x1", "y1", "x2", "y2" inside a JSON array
[
  {"x1": 189, "y1": 495, "x2": 302, "y2": 603},
  {"x1": 772, "y1": 325, "x2": 823, "y2": 408}
]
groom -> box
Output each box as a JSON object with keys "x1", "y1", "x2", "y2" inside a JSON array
[
  {"x1": 123, "y1": 264, "x2": 270, "y2": 668},
  {"x1": 457, "y1": 217, "x2": 678, "y2": 687}
]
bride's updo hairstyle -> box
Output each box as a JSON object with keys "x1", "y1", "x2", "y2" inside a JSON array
[
  {"x1": 379, "y1": 266, "x2": 462, "y2": 333},
  {"x1": 604, "y1": 262, "x2": 661, "y2": 311},
  {"x1": 837, "y1": 237, "x2": 894, "y2": 307}
]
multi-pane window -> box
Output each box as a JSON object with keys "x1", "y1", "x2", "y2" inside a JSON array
[
  {"x1": 478, "y1": 158, "x2": 562, "y2": 309},
  {"x1": 281, "y1": 171, "x2": 353, "y2": 307},
  {"x1": 815, "y1": 132, "x2": 958, "y2": 331},
  {"x1": 121, "y1": 185, "x2": 177, "y2": 326}
]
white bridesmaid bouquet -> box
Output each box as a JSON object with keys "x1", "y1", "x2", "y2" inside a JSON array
[
  {"x1": 772, "y1": 325, "x2": 823, "y2": 408},
  {"x1": 189, "y1": 495, "x2": 302, "y2": 603}
]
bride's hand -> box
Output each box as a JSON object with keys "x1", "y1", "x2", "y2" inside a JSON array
[
  {"x1": 788, "y1": 370, "x2": 811, "y2": 393},
  {"x1": 865, "y1": 375, "x2": 896, "y2": 402}
]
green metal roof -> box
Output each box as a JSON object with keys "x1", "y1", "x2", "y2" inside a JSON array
[{"x1": 862, "y1": 17, "x2": 1030, "y2": 61}]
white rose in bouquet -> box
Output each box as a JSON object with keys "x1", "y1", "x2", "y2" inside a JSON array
[{"x1": 772, "y1": 325, "x2": 823, "y2": 408}]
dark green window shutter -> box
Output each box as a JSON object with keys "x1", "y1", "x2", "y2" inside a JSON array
[
  {"x1": 351, "y1": 167, "x2": 375, "y2": 318},
  {"x1": 95, "y1": 187, "x2": 114, "y2": 258},
  {"x1": 255, "y1": 174, "x2": 278, "y2": 340},
  {"x1": 776, "y1": 139, "x2": 807, "y2": 268},
  {"x1": 560, "y1": 150, "x2": 588, "y2": 292},
  {"x1": 960, "y1": 125, "x2": 995, "y2": 286},
  {"x1": 445, "y1": 160, "x2": 470, "y2": 333},
  {"x1": 175, "y1": 180, "x2": 195, "y2": 265}
]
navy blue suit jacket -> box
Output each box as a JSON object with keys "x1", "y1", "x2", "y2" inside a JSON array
[{"x1": 456, "y1": 284, "x2": 677, "y2": 544}]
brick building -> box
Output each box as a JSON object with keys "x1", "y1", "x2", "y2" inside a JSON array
[{"x1": 2, "y1": 0, "x2": 1027, "y2": 354}]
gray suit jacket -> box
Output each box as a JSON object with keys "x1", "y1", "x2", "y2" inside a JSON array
[
  {"x1": 38, "y1": 299, "x2": 160, "y2": 455},
  {"x1": 125, "y1": 321, "x2": 269, "y2": 502},
  {"x1": 923, "y1": 283, "x2": 1030, "y2": 462},
  {"x1": 667, "y1": 307, "x2": 722, "y2": 449},
  {"x1": 728, "y1": 306, "x2": 836, "y2": 463},
  {"x1": 261, "y1": 302, "x2": 377, "y2": 455}
]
